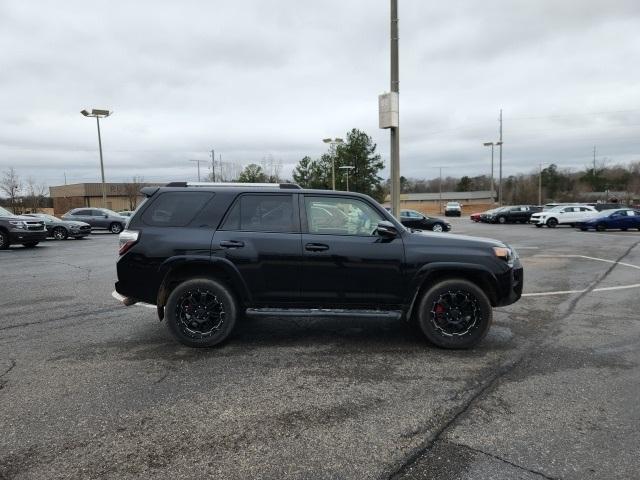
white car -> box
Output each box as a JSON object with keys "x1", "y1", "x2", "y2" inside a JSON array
[
  {"x1": 530, "y1": 205, "x2": 598, "y2": 228},
  {"x1": 444, "y1": 202, "x2": 462, "y2": 217}
]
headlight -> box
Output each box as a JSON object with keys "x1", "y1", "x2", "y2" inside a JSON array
[
  {"x1": 9, "y1": 220, "x2": 26, "y2": 229},
  {"x1": 493, "y1": 246, "x2": 517, "y2": 267}
]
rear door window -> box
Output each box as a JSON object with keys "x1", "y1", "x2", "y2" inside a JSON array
[
  {"x1": 74, "y1": 209, "x2": 92, "y2": 216},
  {"x1": 220, "y1": 194, "x2": 295, "y2": 233},
  {"x1": 142, "y1": 192, "x2": 214, "y2": 227}
]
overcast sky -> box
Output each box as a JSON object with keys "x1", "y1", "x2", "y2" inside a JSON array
[{"x1": 1, "y1": 0, "x2": 639, "y2": 187}]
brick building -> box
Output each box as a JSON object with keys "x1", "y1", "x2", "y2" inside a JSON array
[{"x1": 49, "y1": 182, "x2": 163, "y2": 215}]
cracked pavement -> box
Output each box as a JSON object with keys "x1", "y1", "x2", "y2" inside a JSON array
[{"x1": 1, "y1": 224, "x2": 639, "y2": 479}]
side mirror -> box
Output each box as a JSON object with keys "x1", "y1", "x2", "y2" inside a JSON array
[
  {"x1": 104, "y1": 214, "x2": 109, "y2": 218},
  {"x1": 377, "y1": 220, "x2": 398, "y2": 238}
]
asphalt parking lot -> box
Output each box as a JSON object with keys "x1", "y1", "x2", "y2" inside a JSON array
[{"x1": 1, "y1": 221, "x2": 639, "y2": 480}]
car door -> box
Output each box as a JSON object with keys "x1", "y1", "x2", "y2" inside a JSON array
[
  {"x1": 69, "y1": 209, "x2": 92, "y2": 224},
  {"x1": 300, "y1": 194, "x2": 405, "y2": 308},
  {"x1": 211, "y1": 193, "x2": 302, "y2": 305},
  {"x1": 92, "y1": 209, "x2": 111, "y2": 228},
  {"x1": 400, "y1": 210, "x2": 420, "y2": 229}
]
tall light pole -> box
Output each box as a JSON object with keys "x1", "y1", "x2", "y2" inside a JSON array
[
  {"x1": 322, "y1": 137, "x2": 344, "y2": 190},
  {"x1": 339, "y1": 166, "x2": 355, "y2": 191},
  {"x1": 483, "y1": 142, "x2": 495, "y2": 202},
  {"x1": 498, "y1": 109, "x2": 503, "y2": 206},
  {"x1": 189, "y1": 159, "x2": 206, "y2": 182},
  {"x1": 390, "y1": 0, "x2": 400, "y2": 218},
  {"x1": 439, "y1": 166, "x2": 443, "y2": 214},
  {"x1": 81, "y1": 108, "x2": 112, "y2": 208},
  {"x1": 538, "y1": 163, "x2": 544, "y2": 206}
]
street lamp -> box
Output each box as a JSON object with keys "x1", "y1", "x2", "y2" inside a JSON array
[
  {"x1": 322, "y1": 137, "x2": 344, "y2": 190},
  {"x1": 81, "y1": 108, "x2": 112, "y2": 208},
  {"x1": 339, "y1": 166, "x2": 355, "y2": 191},
  {"x1": 483, "y1": 141, "x2": 502, "y2": 203}
]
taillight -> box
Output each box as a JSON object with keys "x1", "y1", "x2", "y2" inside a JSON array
[{"x1": 118, "y1": 230, "x2": 139, "y2": 255}]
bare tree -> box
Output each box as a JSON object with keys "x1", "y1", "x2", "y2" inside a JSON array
[
  {"x1": 1, "y1": 167, "x2": 21, "y2": 213},
  {"x1": 123, "y1": 176, "x2": 144, "y2": 210}
]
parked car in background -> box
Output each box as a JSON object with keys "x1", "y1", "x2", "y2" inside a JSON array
[
  {"x1": 0, "y1": 206, "x2": 48, "y2": 249},
  {"x1": 530, "y1": 205, "x2": 597, "y2": 228},
  {"x1": 444, "y1": 202, "x2": 462, "y2": 217},
  {"x1": 24, "y1": 213, "x2": 91, "y2": 240},
  {"x1": 578, "y1": 209, "x2": 640, "y2": 231},
  {"x1": 118, "y1": 210, "x2": 134, "y2": 217},
  {"x1": 484, "y1": 205, "x2": 542, "y2": 224},
  {"x1": 62, "y1": 208, "x2": 127, "y2": 233},
  {"x1": 386, "y1": 208, "x2": 451, "y2": 232}
]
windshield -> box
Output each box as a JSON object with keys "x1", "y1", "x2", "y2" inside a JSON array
[{"x1": 0, "y1": 206, "x2": 15, "y2": 216}]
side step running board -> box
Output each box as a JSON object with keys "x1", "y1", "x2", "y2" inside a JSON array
[{"x1": 245, "y1": 308, "x2": 402, "y2": 320}]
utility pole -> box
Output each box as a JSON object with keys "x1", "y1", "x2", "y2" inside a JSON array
[
  {"x1": 483, "y1": 142, "x2": 496, "y2": 202},
  {"x1": 538, "y1": 163, "x2": 543, "y2": 206},
  {"x1": 189, "y1": 159, "x2": 206, "y2": 182},
  {"x1": 390, "y1": 0, "x2": 400, "y2": 218},
  {"x1": 210, "y1": 149, "x2": 215, "y2": 182},
  {"x1": 498, "y1": 109, "x2": 503, "y2": 206},
  {"x1": 439, "y1": 166, "x2": 443, "y2": 214},
  {"x1": 593, "y1": 145, "x2": 596, "y2": 174}
]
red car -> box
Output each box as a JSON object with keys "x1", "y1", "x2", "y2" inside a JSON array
[{"x1": 470, "y1": 212, "x2": 482, "y2": 222}]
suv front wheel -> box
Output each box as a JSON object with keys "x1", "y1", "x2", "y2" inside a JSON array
[
  {"x1": 417, "y1": 279, "x2": 492, "y2": 349},
  {"x1": 165, "y1": 278, "x2": 238, "y2": 347}
]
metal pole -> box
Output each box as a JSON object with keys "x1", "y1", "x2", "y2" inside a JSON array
[
  {"x1": 211, "y1": 149, "x2": 215, "y2": 182},
  {"x1": 331, "y1": 143, "x2": 336, "y2": 190},
  {"x1": 538, "y1": 163, "x2": 542, "y2": 205},
  {"x1": 390, "y1": 0, "x2": 400, "y2": 218},
  {"x1": 96, "y1": 116, "x2": 107, "y2": 208},
  {"x1": 439, "y1": 166, "x2": 442, "y2": 214},
  {"x1": 490, "y1": 144, "x2": 495, "y2": 202},
  {"x1": 498, "y1": 109, "x2": 503, "y2": 206},
  {"x1": 345, "y1": 169, "x2": 349, "y2": 191}
]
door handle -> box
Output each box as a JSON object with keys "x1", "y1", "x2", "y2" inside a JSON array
[
  {"x1": 305, "y1": 243, "x2": 329, "y2": 252},
  {"x1": 220, "y1": 240, "x2": 245, "y2": 248}
]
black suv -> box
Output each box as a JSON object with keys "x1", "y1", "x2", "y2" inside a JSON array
[{"x1": 115, "y1": 183, "x2": 523, "y2": 349}]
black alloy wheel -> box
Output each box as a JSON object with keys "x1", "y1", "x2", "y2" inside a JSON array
[
  {"x1": 417, "y1": 279, "x2": 492, "y2": 349},
  {"x1": 109, "y1": 222, "x2": 123, "y2": 234},
  {"x1": 53, "y1": 227, "x2": 68, "y2": 240},
  {"x1": 546, "y1": 218, "x2": 558, "y2": 228},
  {"x1": 0, "y1": 230, "x2": 8, "y2": 250},
  {"x1": 165, "y1": 278, "x2": 237, "y2": 347}
]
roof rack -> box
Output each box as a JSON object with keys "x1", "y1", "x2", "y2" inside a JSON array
[{"x1": 165, "y1": 182, "x2": 301, "y2": 189}]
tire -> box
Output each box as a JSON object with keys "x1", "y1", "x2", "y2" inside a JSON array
[
  {"x1": 165, "y1": 278, "x2": 238, "y2": 348},
  {"x1": 498, "y1": 216, "x2": 507, "y2": 224},
  {"x1": 535, "y1": 224, "x2": 543, "y2": 228},
  {"x1": 52, "y1": 227, "x2": 68, "y2": 240},
  {"x1": 431, "y1": 223, "x2": 444, "y2": 233},
  {"x1": 546, "y1": 218, "x2": 558, "y2": 228},
  {"x1": 22, "y1": 242, "x2": 39, "y2": 248},
  {"x1": 596, "y1": 223, "x2": 606, "y2": 232},
  {"x1": 416, "y1": 279, "x2": 493, "y2": 349},
  {"x1": 0, "y1": 230, "x2": 9, "y2": 250},
  {"x1": 109, "y1": 222, "x2": 123, "y2": 234}
]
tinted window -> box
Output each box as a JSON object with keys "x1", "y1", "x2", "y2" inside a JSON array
[
  {"x1": 220, "y1": 194, "x2": 294, "y2": 232},
  {"x1": 74, "y1": 209, "x2": 92, "y2": 215},
  {"x1": 142, "y1": 192, "x2": 213, "y2": 227},
  {"x1": 91, "y1": 210, "x2": 106, "y2": 216},
  {"x1": 305, "y1": 196, "x2": 383, "y2": 236}
]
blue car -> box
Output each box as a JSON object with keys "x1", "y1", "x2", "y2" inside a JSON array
[{"x1": 579, "y1": 208, "x2": 640, "y2": 232}]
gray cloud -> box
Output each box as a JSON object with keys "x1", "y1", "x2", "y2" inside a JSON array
[{"x1": 0, "y1": 0, "x2": 639, "y2": 188}]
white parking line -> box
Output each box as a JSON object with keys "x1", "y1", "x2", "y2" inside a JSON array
[{"x1": 522, "y1": 254, "x2": 640, "y2": 297}]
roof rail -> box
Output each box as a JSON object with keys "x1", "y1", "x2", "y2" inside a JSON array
[{"x1": 165, "y1": 182, "x2": 301, "y2": 189}]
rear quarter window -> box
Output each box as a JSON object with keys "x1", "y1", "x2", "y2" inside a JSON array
[{"x1": 142, "y1": 192, "x2": 214, "y2": 227}]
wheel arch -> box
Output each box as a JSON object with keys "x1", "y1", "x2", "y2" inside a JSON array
[
  {"x1": 405, "y1": 263, "x2": 499, "y2": 320},
  {"x1": 156, "y1": 257, "x2": 251, "y2": 319}
]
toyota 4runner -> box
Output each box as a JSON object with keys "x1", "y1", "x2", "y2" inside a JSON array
[{"x1": 115, "y1": 183, "x2": 523, "y2": 349}]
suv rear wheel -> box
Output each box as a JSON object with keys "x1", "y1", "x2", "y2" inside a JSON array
[
  {"x1": 417, "y1": 279, "x2": 492, "y2": 349},
  {"x1": 165, "y1": 278, "x2": 237, "y2": 347}
]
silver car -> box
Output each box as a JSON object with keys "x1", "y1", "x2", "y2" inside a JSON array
[{"x1": 62, "y1": 208, "x2": 126, "y2": 234}]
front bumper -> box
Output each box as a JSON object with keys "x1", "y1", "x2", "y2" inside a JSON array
[
  {"x1": 495, "y1": 258, "x2": 523, "y2": 307},
  {"x1": 9, "y1": 229, "x2": 48, "y2": 243}
]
